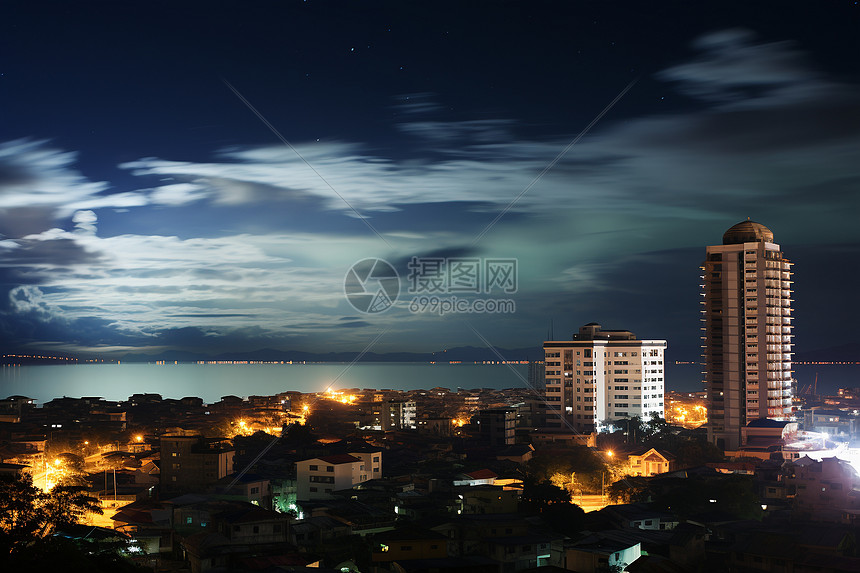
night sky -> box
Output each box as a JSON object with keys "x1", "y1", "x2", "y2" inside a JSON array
[{"x1": 1, "y1": 1, "x2": 859, "y2": 360}]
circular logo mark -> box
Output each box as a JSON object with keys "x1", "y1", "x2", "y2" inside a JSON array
[{"x1": 344, "y1": 258, "x2": 400, "y2": 314}]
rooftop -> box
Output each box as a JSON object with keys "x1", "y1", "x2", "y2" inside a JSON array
[
  {"x1": 317, "y1": 454, "x2": 362, "y2": 465},
  {"x1": 464, "y1": 469, "x2": 498, "y2": 480},
  {"x1": 722, "y1": 219, "x2": 774, "y2": 245}
]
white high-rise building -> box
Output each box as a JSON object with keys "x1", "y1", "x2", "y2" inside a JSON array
[
  {"x1": 702, "y1": 219, "x2": 794, "y2": 451},
  {"x1": 544, "y1": 323, "x2": 666, "y2": 433}
]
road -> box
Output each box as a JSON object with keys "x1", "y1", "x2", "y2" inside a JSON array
[{"x1": 571, "y1": 494, "x2": 610, "y2": 513}]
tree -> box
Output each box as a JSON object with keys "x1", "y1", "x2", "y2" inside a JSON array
[
  {"x1": 615, "y1": 416, "x2": 644, "y2": 445},
  {"x1": 540, "y1": 502, "x2": 586, "y2": 536},
  {"x1": 607, "y1": 476, "x2": 651, "y2": 504},
  {"x1": 0, "y1": 473, "x2": 147, "y2": 571},
  {"x1": 282, "y1": 421, "x2": 319, "y2": 445},
  {"x1": 674, "y1": 438, "x2": 724, "y2": 469},
  {"x1": 0, "y1": 473, "x2": 101, "y2": 554},
  {"x1": 525, "y1": 447, "x2": 608, "y2": 493},
  {"x1": 642, "y1": 412, "x2": 669, "y2": 439},
  {"x1": 521, "y1": 479, "x2": 571, "y2": 512}
]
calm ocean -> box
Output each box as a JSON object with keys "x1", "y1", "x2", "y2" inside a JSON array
[
  {"x1": 0, "y1": 362, "x2": 856, "y2": 405},
  {"x1": 0, "y1": 362, "x2": 531, "y2": 404}
]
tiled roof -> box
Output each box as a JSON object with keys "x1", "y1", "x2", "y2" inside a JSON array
[{"x1": 317, "y1": 454, "x2": 362, "y2": 464}]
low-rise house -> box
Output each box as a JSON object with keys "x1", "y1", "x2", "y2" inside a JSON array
[
  {"x1": 706, "y1": 460, "x2": 756, "y2": 475},
  {"x1": 432, "y1": 514, "x2": 530, "y2": 559},
  {"x1": 496, "y1": 444, "x2": 535, "y2": 465},
  {"x1": 3, "y1": 435, "x2": 46, "y2": 468},
  {"x1": 627, "y1": 447, "x2": 675, "y2": 477},
  {"x1": 173, "y1": 498, "x2": 292, "y2": 571},
  {"x1": 219, "y1": 504, "x2": 289, "y2": 545},
  {"x1": 803, "y1": 407, "x2": 858, "y2": 439},
  {"x1": 483, "y1": 534, "x2": 565, "y2": 571},
  {"x1": 453, "y1": 469, "x2": 497, "y2": 487},
  {"x1": 289, "y1": 515, "x2": 351, "y2": 547},
  {"x1": 296, "y1": 454, "x2": 369, "y2": 500},
  {"x1": 216, "y1": 472, "x2": 272, "y2": 508},
  {"x1": 455, "y1": 485, "x2": 519, "y2": 515},
  {"x1": 111, "y1": 498, "x2": 174, "y2": 557},
  {"x1": 786, "y1": 456, "x2": 860, "y2": 516},
  {"x1": 298, "y1": 498, "x2": 397, "y2": 536},
  {"x1": 87, "y1": 482, "x2": 151, "y2": 528},
  {"x1": 134, "y1": 459, "x2": 160, "y2": 485},
  {"x1": 372, "y1": 527, "x2": 449, "y2": 564},
  {"x1": 599, "y1": 503, "x2": 679, "y2": 531},
  {"x1": 529, "y1": 429, "x2": 596, "y2": 448},
  {"x1": 565, "y1": 534, "x2": 641, "y2": 573}
]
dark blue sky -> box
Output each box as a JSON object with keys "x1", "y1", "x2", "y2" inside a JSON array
[{"x1": 1, "y1": 1, "x2": 859, "y2": 360}]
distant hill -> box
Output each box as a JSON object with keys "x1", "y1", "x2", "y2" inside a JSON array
[
  {"x1": 116, "y1": 345, "x2": 546, "y2": 364},
  {"x1": 10, "y1": 342, "x2": 858, "y2": 365}
]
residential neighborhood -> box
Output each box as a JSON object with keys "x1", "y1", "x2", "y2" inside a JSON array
[{"x1": 3, "y1": 385, "x2": 860, "y2": 572}]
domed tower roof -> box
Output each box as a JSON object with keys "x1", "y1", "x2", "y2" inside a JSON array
[{"x1": 722, "y1": 219, "x2": 774, "y2": 245}]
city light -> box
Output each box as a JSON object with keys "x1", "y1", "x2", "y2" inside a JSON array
[
  {"x1": 232, "y1": 419, "x2": 254, "y2": 437},
  {"x1": 665, "y1": 400, "x2": 708, "y2": 428},
  {"x1": 41, "y1": 458, "x2": 68, "y2": 491},
  {"x1": 324, "y1": 388, "x2": 357, "y2": 405}
]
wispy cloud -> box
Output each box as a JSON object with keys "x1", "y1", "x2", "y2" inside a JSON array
[
  {"x1": 393, "y1": 92, "x2": 443, "y2": 116},
  {"x1": 2, "y1": 29, "x2": 859, "y2": 356},
  {"x1": 658, "y1": 28, "x2": 818, "y2": 106}
]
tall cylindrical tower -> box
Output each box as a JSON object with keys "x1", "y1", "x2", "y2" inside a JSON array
[{"x1": 702, "y1": 219, "x2": 793, "y2": 451}]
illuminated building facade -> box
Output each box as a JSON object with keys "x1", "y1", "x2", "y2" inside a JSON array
[
  {"x1": 702, "y1": 220, "x2": 794, "y2": 451},
  {"x1": 296, "y1": 450, "x2": 381, "y2": 500},
  {"x1": 544, "y1": 323, "x2": 666, "y2": 433}
]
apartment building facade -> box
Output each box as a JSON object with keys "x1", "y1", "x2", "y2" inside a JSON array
[
  {"x1": 296, "y1": 450, "x2": 382, "y2": 500},
  {"x1": 544, "y1": 323, "x2": 666, "y2": 433},
  {"x1": 160, "y1": 435, "x2": 235, "y2": 495}
]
